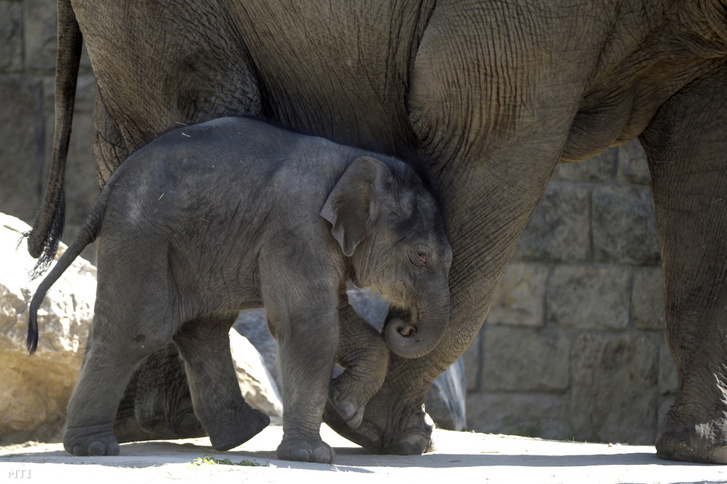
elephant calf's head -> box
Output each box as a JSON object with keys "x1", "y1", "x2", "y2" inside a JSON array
[{"x1": 321, "y1": 156, "x2": 452, "y2": 359}]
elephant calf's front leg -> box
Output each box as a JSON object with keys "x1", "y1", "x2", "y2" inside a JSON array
[
  {"x1": 270, "y1": 300, "x2": 340, "y2": 464},
  {"x1": 330, "y1": 296, "x2": 389, "y2": 429}
]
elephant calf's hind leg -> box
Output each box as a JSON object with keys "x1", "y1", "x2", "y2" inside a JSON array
[
  {"x1": 173, "y1": 314, "x2": 270, "y2": 451},
  {"x1": 64, "y1": 332, "x2": 159, "y2": 455}
]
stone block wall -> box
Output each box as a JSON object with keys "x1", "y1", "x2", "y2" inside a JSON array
[
  {"x1": 0, "y1": 0, "x2": 98, "y2": 262},
  {"x1": 2, "y1": 0, "x2": 673, "y2": 446},
  {"x1": 463, "y1": 143, "x2": 674, "y2": 445}
]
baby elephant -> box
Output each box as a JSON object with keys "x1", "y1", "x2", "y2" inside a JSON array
[{"x1": 27, "y1": 116, "x2": 452, "y2": 464}]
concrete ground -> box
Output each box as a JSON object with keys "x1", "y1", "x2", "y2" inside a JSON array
[{"x1": 1, "y1": 425, "x2": 725, "y2": 484}]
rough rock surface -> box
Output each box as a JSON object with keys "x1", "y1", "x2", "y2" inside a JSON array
[
  {"x1": 229, "y1": 330, "x2": 283, "y2": 423},
  {"x1": 0, "y1": 213, "x2": 95, "y2": 443}
]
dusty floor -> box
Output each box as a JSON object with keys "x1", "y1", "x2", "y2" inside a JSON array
[{"x1": 1, "y1": 425, "x2": 724, "y2": 483}]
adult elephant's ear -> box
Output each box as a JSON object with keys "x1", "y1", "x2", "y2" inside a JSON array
[{"x1": 320, "y1": 156, "x2": 394, "y2": 257}]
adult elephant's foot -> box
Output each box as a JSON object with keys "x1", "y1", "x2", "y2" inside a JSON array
[
  {"x1": 323, "y1": 358, "x2": 436, "y2": 455},
  {"x1": 656, "y1": 405, "x2": 727, "y2": 463},
  {"x1": 324, "y1": 399, "x2": 435, "y2": 455},
  {"x1": 64, "y1": 424, "x2": 120, "y2": 456},
  {"x1": 277, "y1": 436, "x2": 336, "y2": 463}
]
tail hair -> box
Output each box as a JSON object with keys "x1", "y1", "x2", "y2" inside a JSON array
[{"x1": 25, "y1": 193, "x2": 65, "y2": 280}]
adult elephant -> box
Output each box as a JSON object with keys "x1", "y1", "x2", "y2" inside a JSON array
[{"x1": 29, "y1": 0, "x2": 727, "y2": 463}]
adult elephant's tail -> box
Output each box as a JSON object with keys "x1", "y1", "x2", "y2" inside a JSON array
[{"x1": 26, "y1": 0, "x2": 83, "y2": 274}]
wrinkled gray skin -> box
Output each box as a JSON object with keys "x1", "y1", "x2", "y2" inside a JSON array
[
  {"x1": 27, "y1": 116, "x2": 452, "y2": 463},
  {"x1": 27, "y1": 0, "x2": 727, "y2": 463}
]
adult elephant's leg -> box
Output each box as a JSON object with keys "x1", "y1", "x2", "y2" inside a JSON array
[
  {"x1": 114, "y1": 343, "x2": 205, "y2": 442},
  {"x1": 173, "y1": 313, "x2": 270, "y2": 451},
  {"x1": 324, "y1": 155, "x2": 562, "y2": 453},
  {"x1": 325, "y1": 2, "x2": 593, "y2": 453},
  {"x1": 92, "y1": 98, "x2": 129, "y2": 186},
  {"x1": 641, "y1": 64, "x2": 727, "y2": 464}
]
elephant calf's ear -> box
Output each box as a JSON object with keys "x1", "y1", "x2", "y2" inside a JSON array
[{"x1": 320, "y1": 157, "x2": 393, "y2": 257}]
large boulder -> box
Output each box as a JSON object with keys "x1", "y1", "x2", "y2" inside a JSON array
[
  {"x1": 229, "y1": 330, "x2": 283, "y2": 424},
  {"x1": 0, "y1": 213, "x2": 95, "y2": 443}
]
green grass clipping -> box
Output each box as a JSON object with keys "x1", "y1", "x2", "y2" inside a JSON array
[{"x1": 191, "y1": 455, "x2": 264, "y2": 467}]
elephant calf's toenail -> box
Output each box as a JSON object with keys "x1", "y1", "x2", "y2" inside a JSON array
[{"x1": 87, "y1": 441, "x2": 106, "y2": 455}]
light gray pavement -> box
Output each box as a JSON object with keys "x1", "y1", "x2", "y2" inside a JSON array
[{"x1": 1, "y1": 425, "x2": 725, "y2": 484}]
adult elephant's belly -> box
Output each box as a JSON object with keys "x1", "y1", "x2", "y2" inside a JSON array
[
  {"x1": 560, "y1": 58, "x2": 716, "y2": 164},
  {"x1": 560, "y1": 88, "x2": 638, "y2": 163},
  {"x1": 233, "y1": 1, "x2": 424, "y2": 159}
]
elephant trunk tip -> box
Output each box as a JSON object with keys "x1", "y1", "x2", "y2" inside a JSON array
[
  {"x1": 384, "y1": 316, "x2": 442, "y2": 360},
  {"x1": 393, "y1": 319, "x2": 417, "y2": 338},
  {"x1": 383, "y1": 292, "x2": 450, "y2": 359}
]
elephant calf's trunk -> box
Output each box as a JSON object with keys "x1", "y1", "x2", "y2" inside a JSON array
[{"x1": 384, "y1": 302, "x2": 448, "y2": 359}]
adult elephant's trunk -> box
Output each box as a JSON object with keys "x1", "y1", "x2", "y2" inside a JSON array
[{"x1": 384, "y1": 292, "x2": 450, "y2": 359}]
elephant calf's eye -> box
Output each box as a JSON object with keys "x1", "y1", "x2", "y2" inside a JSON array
[{"x1": 408, "y1": 247, "x2": 430, "y2": 267}]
